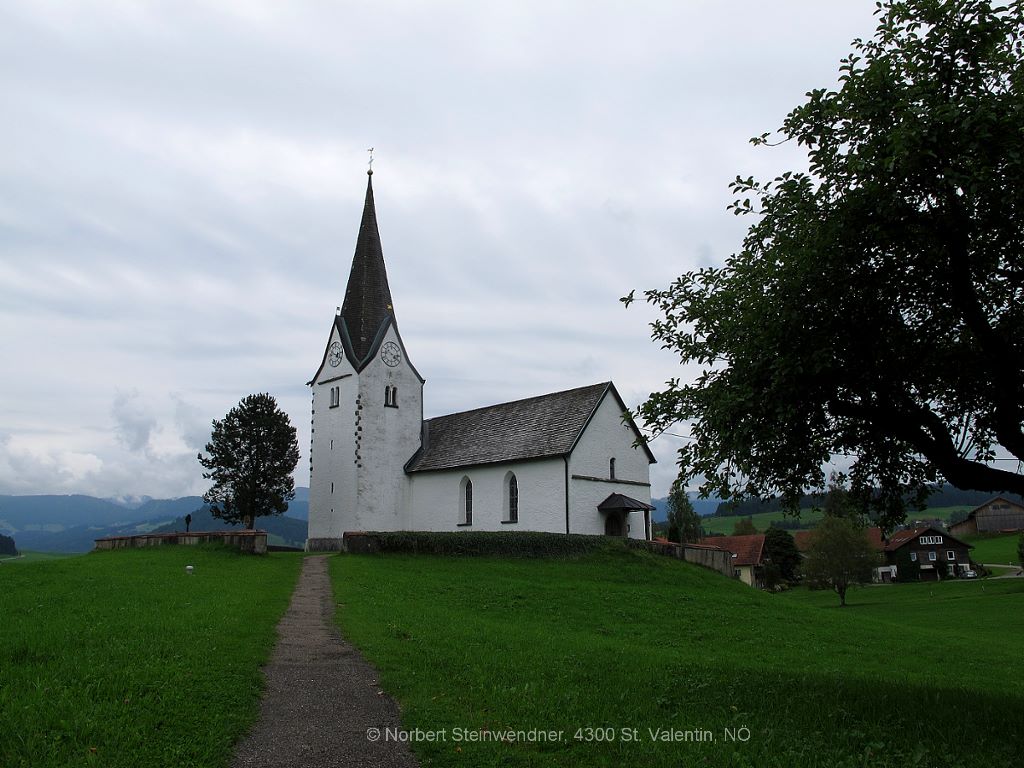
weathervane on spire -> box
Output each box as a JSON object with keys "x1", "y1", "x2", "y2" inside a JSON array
[{"x1": 367, "y1": 147, "x2": 374, "y2": 175}]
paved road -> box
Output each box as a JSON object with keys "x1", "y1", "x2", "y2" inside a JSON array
[{"x1": 232, "y1": 556, "x2": 419, "y2": 768}]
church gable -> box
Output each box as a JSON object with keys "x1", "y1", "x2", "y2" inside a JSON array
[{"x1": 309, "y1": 320, "x2": 356, "y2": 385}]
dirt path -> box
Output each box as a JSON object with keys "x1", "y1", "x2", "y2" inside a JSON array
[{"x1": 232, "y1": 555, "x2": 419, "y2": 768}]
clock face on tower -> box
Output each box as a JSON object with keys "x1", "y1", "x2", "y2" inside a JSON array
[
  {"x1": 328, "y1": 341, "x2": 343, "y2": 367},
  {"x1": 381, "y1": 341, "x2": 402, "y2": 367}
]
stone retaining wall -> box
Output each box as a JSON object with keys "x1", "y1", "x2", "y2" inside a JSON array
[
  {"x1": 94, "y1": 530, "x2": 268, "y2": 554},
  {"x1": 627, "y1": 538, "x2": 736, "y2": 579}
]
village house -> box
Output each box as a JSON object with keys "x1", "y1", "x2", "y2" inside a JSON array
[
  {"x1": 882, "y1": 526, "x2": 974, "y2": 581},
  {"x1": 699, "y1": 534, "x2": 766, "y2": 588},
  {"x1": 949, "y1": 496, "x2": 1024, "y2": 537},
  {"x1": 305, "y1": 172, "x2": 656, "y2": 550}
]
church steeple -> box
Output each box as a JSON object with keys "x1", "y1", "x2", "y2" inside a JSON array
[{"x1": 339, "y1": 170, "x2": 396, "y2": 365}]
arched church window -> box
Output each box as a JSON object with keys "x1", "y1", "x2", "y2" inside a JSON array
[
  {"x1": 384, "y1": 385, "x2": 398, "y2": 408},
  {"x1": 609, "y1": 457, "x2": 616, "y2": 479},
  {"x1": 330, "y1": 386, "x2": 340, "y2": 408},
  {"x1": 459, "y1": 477, "x2": 473, "y2": 526},
  {"x1": 506, "y1": 473, "x2": 519, "y2": 523}
]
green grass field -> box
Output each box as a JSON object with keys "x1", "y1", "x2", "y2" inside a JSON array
[
  {"x1": 0, "y1": 546, "x2": 302, "y2": 768},
  {"x1": 0, "y1": 550, "x2": 80, "y2": 564},
  {"x1": 700, "y1": 507, "x2": 824, "y2": 534},
  {"x1": 329, "y1": 548, "x2": 1024, "y2": 768},
  {"x1": 963, "y1": 532, "x2": 1023, "y2": 566},
  {"x1": 702, "y1": 505, "x2": 972, "y2": 535}
]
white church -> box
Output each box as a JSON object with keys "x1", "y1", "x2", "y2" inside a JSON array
[{"x1": 305, "y1": 171, "x2": 655, "y2": 550}]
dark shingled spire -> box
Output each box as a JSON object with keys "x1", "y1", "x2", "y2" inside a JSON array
[{"x1": 340, "y1": 171, "x2": 395, "y2": 364}]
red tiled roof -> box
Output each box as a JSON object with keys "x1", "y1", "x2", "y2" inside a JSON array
[
  {"x1": 793, "y1": 530, "x2": 814, "y2": 552},
  {"x1": 699, "y1": 534, "x2": 765, "y2": 566},
  {"x1": 884, "y1": 526, "x2": 927, "y2": 551},
  {"x1": 865, "y1": 527, "x2": 885, "y2": 551}
]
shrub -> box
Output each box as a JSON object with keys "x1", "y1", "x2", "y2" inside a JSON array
[{"x1": 347, "y1": 530, "x2": 623, "y2": 558}]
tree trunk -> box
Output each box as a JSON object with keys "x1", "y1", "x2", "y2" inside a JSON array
[
  {"x1": 244, "y1": 514, "x2": 254, "y2": 530},
  {"x1": 837, "y1": 583, "x2": 847, "y2": 607}
]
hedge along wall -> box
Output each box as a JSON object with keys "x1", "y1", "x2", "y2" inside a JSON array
[{"x1": 342, "y1": 530, "x2": 624, "y2": 558}]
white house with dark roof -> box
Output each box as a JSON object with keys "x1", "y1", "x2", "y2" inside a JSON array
[{"x1": 306, "y1": 172, "x2": 655, "y2": 550}]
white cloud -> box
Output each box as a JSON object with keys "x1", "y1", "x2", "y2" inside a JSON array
[{"x1": 0, "y1": 0, "x2": 881, "y2": 499}]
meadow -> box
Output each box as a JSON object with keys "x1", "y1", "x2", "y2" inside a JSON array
[
  {"x1": 330, "y1": 548, "x2": 1024, "y2": 768},
  {"x1": 0, "y1": 546, "x2": 302, "y2": 768},
  {"x1": 701, "y1": 505, "x2": 971, "y2": 535},
  {"x1": 962, "y1": 532, "x2": 1022, "y2": 566},
  {"x1": 0, "y1": 550, "x2": 79, "y2": 564}
]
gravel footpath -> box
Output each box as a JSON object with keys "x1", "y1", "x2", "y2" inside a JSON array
[{"x1": 232, "y1": 555, "x2": 419, "y2": 768}]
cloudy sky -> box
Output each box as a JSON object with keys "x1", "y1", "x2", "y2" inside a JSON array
[{"x1": 0, "y1": 1, "x2": 880, "y2": 501}]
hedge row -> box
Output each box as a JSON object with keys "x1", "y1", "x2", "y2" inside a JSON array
[{"x1": 347, "y1": 530, "x2": 627, "y2": 558}]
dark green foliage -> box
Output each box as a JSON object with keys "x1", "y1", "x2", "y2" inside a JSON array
[
  {"x1": 358, "y1": 530, "x2": 622, "y2": 558},
  {"x1": 1018, "y1": 533, "x2": 1024, "y2": 568},
  {"x1": 628, "y1": 0, "x2": 1024, "y2": 531},
  {"x1": 0, "y1": 533, "x2": 17, "y2": 556},
  {"x1": 949, "y1": 509, "x2": 970, "y2": 526},
  {"x1": 732, "y1": 517, "x2": 757, "y2": 535},
  {"x1": 803, "y1": 516, "x2": 880, "y2": 605},
  {"x1": 763, "y1": 527, "x2": 801, "y2": 583},
  {"x1": 821, "y1": 475, "x2": 870, "y2": 524},
  {"x1": 769, "y1": 518, "x2": 815, "y2": 531},
  {"x1": 666, "y1": 479, "x2": 702, "y2": 542},
  {"x1": 198, "y1": 393, "x2": 300, "y2": 529}
]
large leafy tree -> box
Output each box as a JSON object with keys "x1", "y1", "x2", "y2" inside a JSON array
[
  {"x1": 627, "y1": 1, "x2": 1024, "y2": 530},
  {"x1": 198, "y1": 393, "x2": 300, "y2": 530}
]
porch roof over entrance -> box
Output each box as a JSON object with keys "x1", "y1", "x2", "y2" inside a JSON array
[{"x1": 597, "y1": 493, "x2": 655, "y2": 512}]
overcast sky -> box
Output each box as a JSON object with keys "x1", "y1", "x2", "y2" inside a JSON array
[{"x1": 0, "y1": 1, "x2": 881, "y2": 501}]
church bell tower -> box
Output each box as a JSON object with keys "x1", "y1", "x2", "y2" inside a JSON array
[{"x1": 306, "y1": 170, "x2": 424, "y2": 550}]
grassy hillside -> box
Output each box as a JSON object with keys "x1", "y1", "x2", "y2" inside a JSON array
[
  {"x1": 329, "y1": 548, "x2": 1023, "y2": 768},
  {"x1": 0, "y1": 550, "x2": 79, "y2": 564},
  {"x1": 700, "y1": 507, "x2": 823, "y2": 534},
  {"x1": 964, "y1": 532, "x2": 1023, "y2": 566},
  {"x1": 0, "y1": 547, "x2": 302, "y2": 768},
  {"x1": 703, "y1": 504, "x2": 972, "y2": 535}
]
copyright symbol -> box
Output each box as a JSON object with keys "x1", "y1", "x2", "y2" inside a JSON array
[{"x1": 366, "y1": 727, "x2": 381, "y2": 742}]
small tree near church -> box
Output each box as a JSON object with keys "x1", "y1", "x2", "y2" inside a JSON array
[
  {"x1": 666, "y1": 478, "x2": 702, "y2": 543},
  {"x1": 198, "y1": 393, "x2": 300, "y2": 530}
]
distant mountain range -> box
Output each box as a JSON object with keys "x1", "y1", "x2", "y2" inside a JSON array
[
  {"x1": 4, "y1": 485, "x2": 707, "y2": 550},
  {"x1": 150, "y1": 508, "x2": 308, "y2": 549},
  {"x1": 0, "y1": 488, "x2": 309, "y2": 553}
]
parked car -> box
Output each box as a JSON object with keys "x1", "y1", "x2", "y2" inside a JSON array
[{"x1": 963, "y1": 570, "x2": 978, "y2": 579}]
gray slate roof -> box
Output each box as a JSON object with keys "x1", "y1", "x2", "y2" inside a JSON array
[
  {"x1": 407, "y1": 382, "x2": 634, "y2": 472},
  {"x1": 597, "y1": 492, "x2": 655, "y2": 511}
]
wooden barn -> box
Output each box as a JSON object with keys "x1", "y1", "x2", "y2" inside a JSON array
[{"x1": 949, "y1": 496, "x2": 1024, "y2": 537}]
